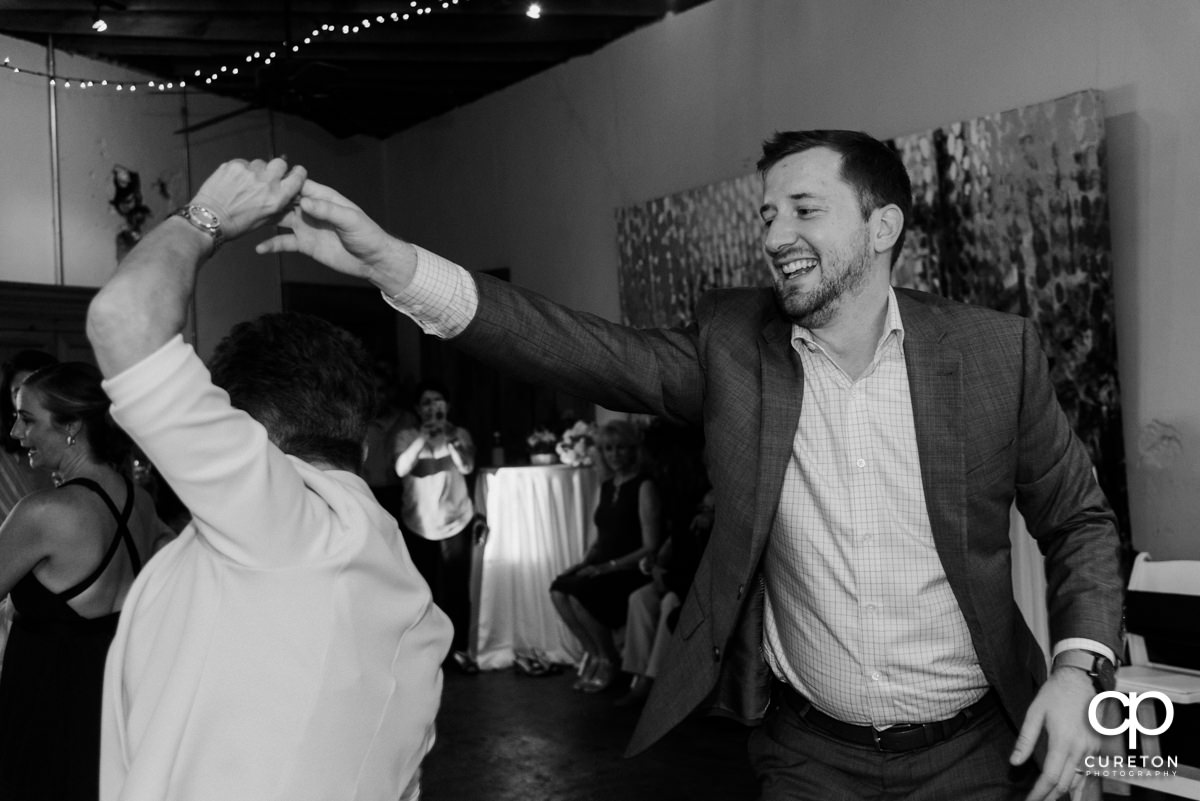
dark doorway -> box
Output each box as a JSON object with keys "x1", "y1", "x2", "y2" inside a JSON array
[
  {"x1": 417, "y1": 269, "x2": 590, "y2": 468},
  {"x1": 282, "y1": 282, "x2": 401, "y2": 366},
  {"x1": 0, "y1": 281, "x2": 98, "y2": 366},
  {"x1": 282, "y1": 274, "x2": 590, "y2": 468}
]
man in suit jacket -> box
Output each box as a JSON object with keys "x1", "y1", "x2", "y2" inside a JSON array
[{"x1": 258, "y1": 129, "x2": 1124, "y2": 801}]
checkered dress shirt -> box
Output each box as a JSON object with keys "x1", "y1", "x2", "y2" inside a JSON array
[{"x1": 761, "y1": 289, "x2": 990, "y2": 726}]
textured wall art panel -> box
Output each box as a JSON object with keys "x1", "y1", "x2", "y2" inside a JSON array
[
  {"x1": 615, "y1": 90, "x2": 1127, "y2": 535},
  {"x1": 616, "y1": 173, "x2": 766, "y2": 330}
]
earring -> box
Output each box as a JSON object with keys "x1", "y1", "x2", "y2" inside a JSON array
[{"x1": 66, "y1": 433, "x2": 76, "y2": 447}]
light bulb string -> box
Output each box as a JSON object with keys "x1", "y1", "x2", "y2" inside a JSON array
[
  {"x1": 1, "y1": 57, "x2": 185, "y2": 92},
  {"x1": 0, "y1": 0, "x2": 470, "y2": 94}
]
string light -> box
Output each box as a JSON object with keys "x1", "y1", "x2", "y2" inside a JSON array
[
  {"x1": 196, "y1": 1, "x2": 465, "y2": 90},
  {"x1": 0, "y1": 1, "x2": 467, "y2": 95},
  {"x1": 1, "y1": 58, "x2": 187, "y2": 93}
]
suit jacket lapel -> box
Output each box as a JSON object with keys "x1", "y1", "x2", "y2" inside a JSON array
[
  {"x1": 751, "y1": 315, "x2": 803, "y2": 562},
  {"x1": 898, "y1": 294, "x2": 978, "y2": 630}
]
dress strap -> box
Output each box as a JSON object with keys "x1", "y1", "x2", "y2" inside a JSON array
[{"x1": 56, "y1": 475, "x2": 142, "y2": 600}]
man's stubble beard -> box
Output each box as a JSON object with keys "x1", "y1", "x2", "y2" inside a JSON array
[{"x1": 773, "y1": 232, "x2": 873, "y2": 329}]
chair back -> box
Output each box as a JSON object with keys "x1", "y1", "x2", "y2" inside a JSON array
[{"x1": 1126, "y1": 552, "x2": 1200, "y2": 675}]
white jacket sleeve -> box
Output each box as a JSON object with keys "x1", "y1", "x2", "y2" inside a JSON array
[{"x1": 103, "y1": 335, "x2": 337, "y2": 567}]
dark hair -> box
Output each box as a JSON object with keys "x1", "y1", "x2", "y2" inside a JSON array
[
  {"x1": 1, "y1": 349, "x2": 59, "y2": 454},
  {"x1": 412, "y1": 379, "x2": 450, "y2": 407},
  {"x1": 757, "y1": 130, "x2": 912, "y2": 265},
  {"x1": 208, "y1": 313, "x2": 377, "y2": 472},
  {"x1": 21, "y1": 362, "x2": 132, "y2": 468}
]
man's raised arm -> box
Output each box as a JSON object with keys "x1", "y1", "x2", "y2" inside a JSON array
[
  {"x1": 256, "y1": 179, "x2": 419, "y2": 295},
  {"x1": 87, "y1": 157, "x2": 305, "y2": 377}
]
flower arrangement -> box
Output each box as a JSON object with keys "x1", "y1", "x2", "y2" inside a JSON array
[{"x1": 556, "y1": 420, "x2": 597, "y2": 467}]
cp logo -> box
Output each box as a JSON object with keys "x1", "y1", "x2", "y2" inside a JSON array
[{"x1": 1088, "y1": 691, "x2": 1174, "y2": 749}]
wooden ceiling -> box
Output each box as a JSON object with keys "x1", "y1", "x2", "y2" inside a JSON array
[{"x1": 0, "y1": 0, "x2": 715, "y2": 139}]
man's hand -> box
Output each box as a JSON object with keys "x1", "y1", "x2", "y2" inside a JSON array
[
  {"x1": 256, "y1": 179, "x2": 418, "y2": 296},
  {"x1": 89, "y1": 156, "x2": 304, "y2": 376},
  {"x1": 1011, "y1": 667, "x2": 1101, "y2": 800},
  {"x1": 191, "y1": 157, "x2": 306, "y2": 241}
]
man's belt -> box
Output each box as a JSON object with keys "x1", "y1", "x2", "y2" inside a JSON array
[{"x1": 778, "y1": 685, "x2": 999, "y2": 753}]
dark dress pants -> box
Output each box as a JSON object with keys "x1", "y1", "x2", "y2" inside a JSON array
[{"x1": 747, "y1": 689, "x2": 1038, "y2": 801}]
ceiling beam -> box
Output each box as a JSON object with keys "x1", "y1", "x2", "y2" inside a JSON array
[
  {"x1": 0, "y1": 12, "x2": 647, "y2": 44},
  {"x1": 0, "y1": 0, "x2": 677, "y2": 16},
  {"x1": 25, "y1": 36, "x2": 584, "y2": 64}
]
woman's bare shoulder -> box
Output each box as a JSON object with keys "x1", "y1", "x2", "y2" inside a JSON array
[{"x1": 5, "y1": 486, "x2": 93, "y2": 542}]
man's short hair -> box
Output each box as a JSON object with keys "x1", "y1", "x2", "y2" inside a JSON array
[
  {"x1": 757, "y1": 129, "x2": 913, "y2": 265},
  {"x1": 208, "y1": 313, "x2": 377, "y2": 472}
]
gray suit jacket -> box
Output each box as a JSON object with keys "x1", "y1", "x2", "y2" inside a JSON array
[{"x1": 454, "y1": 274, "x2": 1124, "y2": 755}]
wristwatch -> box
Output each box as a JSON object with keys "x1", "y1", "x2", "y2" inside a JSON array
[
  {"x1": 1053, "y1": 649, "x2": 1117, "y2": 693},
  {"x1": 173, "y1": 204, "x2": 224, "y2": 250}
]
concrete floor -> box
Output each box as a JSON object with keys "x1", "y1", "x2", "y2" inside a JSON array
[{"x1": 422, "y1": 667, "x2": 757, "y2": 801}]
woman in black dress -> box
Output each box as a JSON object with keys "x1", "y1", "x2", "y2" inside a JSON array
[
  {"x1": 0, "y1": 363, "x2": 162, "y2": 800},
  {"x1": 550, "y1": 420, "x2": 661, "y2": 692}
]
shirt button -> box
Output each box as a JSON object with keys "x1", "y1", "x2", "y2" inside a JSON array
[
  {"x1": 865, "y1": 604, "x2": 877, "y2": 613},
  {"x1": 736, "y1": 583, "x2": 745, "y2": 600},
  {"x1": 871, "y1": 671, "x2": 882, "y2": 681},
  {"x1": 856, "y1": 458, "x2": 866, "y2": 468},
  {"x1": 713, "y1": 647, "x2": 722, "y2": 662}
]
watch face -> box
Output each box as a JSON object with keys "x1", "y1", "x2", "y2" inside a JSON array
[{"x1": 188, "y1": 205, "x2": 220, "y2": 230}]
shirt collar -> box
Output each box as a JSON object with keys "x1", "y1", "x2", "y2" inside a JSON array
[{"x1": 790, "y1": 286, "x2": 906, "y2": 354}]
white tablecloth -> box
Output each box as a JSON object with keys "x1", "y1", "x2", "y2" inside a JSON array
[{"x1": 472, "y1": 465, "x2": 599, "y2": 670}]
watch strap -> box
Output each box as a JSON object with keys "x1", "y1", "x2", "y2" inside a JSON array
[{"x1": 1053, "y1": 649, "x2": 1116, "y2": 692}]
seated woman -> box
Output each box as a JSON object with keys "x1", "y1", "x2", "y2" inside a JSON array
[
  {"x1": 618, "y1": 486, "x2": 714, "y2": 706},
  {"x1": 0, "y1": 362, "x2": 161, "y2": 801},
  {"x1": 550, "y1": 419, "x2": 661, "y2": 692}
]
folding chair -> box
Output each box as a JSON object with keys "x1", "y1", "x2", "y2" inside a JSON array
[{"x1": 1105, "y1": 553, "x2": 1200, "y2": 799}]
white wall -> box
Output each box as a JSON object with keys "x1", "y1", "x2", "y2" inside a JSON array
[
  {"x1": 1, "y1": 37, "x2": 70, "y2": 285},
  {"x1": 0, "y1": 33, "x2": 390, "y2": 363},
  {"x1": 381, "y1": 0, "x2": 1200, "y2": 560}
]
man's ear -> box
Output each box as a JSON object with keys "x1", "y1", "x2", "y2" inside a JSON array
[{"x1": 871, "y1": 204, "x2": 904, "y2": 256}]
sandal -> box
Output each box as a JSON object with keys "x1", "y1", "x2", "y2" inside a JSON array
[
  {"x1": 514, "y1": 651, "x2": 564, "y2": 678},
  {"x1": 451, "y1": 650, "x2": 480, "y2": 675},
  {"x1": 514, "y1": 654, "x2": 547, "y2": 677},
  {"x1": 572, "y1": 654, "x2": 599, "y2": 690},
  {"x1": 582, "y1": 658, "x2": 614, "y2": 693}
]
